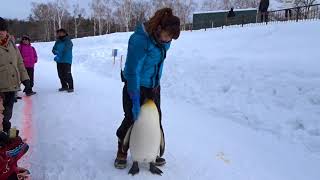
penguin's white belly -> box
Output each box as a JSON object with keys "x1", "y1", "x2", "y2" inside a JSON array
[{"x1": 129, "y1": 100, "x2": 161, "y2": 163}]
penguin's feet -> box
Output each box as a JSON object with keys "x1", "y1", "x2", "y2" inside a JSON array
[
  {"x1": 150, "y1": 162, "x2": 163, "y2": 176},
  {"x1": 128, "y1": 162, "x2": 139, "y2": 176},
  {"x1": 155, "y1": 156, "x2": 166, "y2": 166}
]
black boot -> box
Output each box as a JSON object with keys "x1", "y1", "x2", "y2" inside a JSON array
[
  {"x1": 67, "y1": 89, "x2": 74, "y2": 93},
  {"x1": 114, "y1": 141, "x2": 127, "y2": 169},
  {"x1": 58, "y1": 87, "x2": 68, "y2": 92},
  {"x1": 26, "y1": 91, "x2": 36, "y2": 96},
  {"x1": 25, "y1": 88, "x2": 36, "y2": 96}
]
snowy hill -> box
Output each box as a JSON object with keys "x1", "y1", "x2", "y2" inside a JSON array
[{"x1": 14, "y1": 21, "x2": 320, "y2": 180}]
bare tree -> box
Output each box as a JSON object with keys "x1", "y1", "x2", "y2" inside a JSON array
[
  {"x1": 103, "y1": 0, "x2": 113, "y2": 34},
  {"x1": 277, "y1": 0, "x2": 316, "y2": 7},
  {"x1": 294, "y1": 0, "x2": 317, "y2": 6},
  {"x1": 174, "y1": 0, "x2": 197, "y2": 30},
  {"x1": 150, "y1": 0, "x2": 176, "y2": 18},
  {"x1": 113, "y1": 0, "x2": 134, "y2": 32},
  {"x1": 54, "y1": 0, "x2": 70, "y2": 29},
  {"x1": 151, "y1": 0, "x2": 175, "y2": 9},
  {"x1": 31, "y1": 2, "x2": 52, "y2": 41},
  {"x1": 201, "y1": 0, "x2": 260, "y2": 11},
  {"x1": 73, "y1": 1, "x2": 86, "y2": 38},
  {"x1": 201, "y1": 0, "x2": 223, "y2": 11},
  {"x1": 222, "y1": 0, "x2": 232, "y2": 9},
  {"x1": 294, "y1": 0, "x2": 317, "y2": 18},
  {"x1": 48, "y1": 2, "x2": 58, "y2": 38},
  {"x1": 233, "y1": 0, "x2": 260, "y2": 9},
  {"x1": 88, "y1": 2, "x2": 97, "y2": 36},
  {"x1": 91, "y1": 0, "x2": 106, "y2": 35},
  {"x1": 131, "y1": 0, "x2": 153, "y2": 25},
  {"x1": 92, "y1": 15, "x2": 97, "y2": 36}
]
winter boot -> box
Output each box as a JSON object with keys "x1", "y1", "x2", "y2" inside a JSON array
[
  {"x1": 67, "y1": 89, "x2": 74, "y2": 93},
  {"x1": 114, "y1": 141, "x2": 128, "y2": 169},
  {"x1": 58, "y1": 87, "x2": 68, "y2": 92},
  {"x1": 25, "y1": 88, "x2": 36, "y2": 96},
  {"x1": 26, "y1": 91, "x2": 36, "y2": 96}
]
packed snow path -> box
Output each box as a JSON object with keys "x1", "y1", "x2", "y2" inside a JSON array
[{"x1": 12, "y1": 21, "x2": 320, "y2": 180}]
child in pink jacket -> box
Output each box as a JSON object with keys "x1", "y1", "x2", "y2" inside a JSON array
[{"x1": 18, "y1": 36, "x2": 37, "y2": 94}]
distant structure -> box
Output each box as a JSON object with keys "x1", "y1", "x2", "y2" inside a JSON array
[
  {"x1": 283, "y1": 0, "x2": 295, "y2": 19},
  {"x1": 193, "y1": 8, "x2": 258, "y2": 30}
]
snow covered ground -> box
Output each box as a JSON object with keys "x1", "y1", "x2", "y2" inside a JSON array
[{"x1": 12, "y1": 20, "x2": 320, "y2": 180}]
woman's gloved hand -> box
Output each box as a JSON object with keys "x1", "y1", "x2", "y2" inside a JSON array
[
  {"x1": 54, "y1": 55, "x2": 60, "y2": 61},
  {"x1": 128, "y1": 91, "x2": 140, "y2": 121}
]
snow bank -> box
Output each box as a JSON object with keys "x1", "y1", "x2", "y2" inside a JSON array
[
  {"x1": 33, "y1": 20, "x2": 320, "y2": 153},
  {"x1": 19, "y1": 20, "x2": 320, "y2": 180}
]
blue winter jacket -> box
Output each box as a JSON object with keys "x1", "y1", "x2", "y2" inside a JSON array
[
  {"x1": 52, "y1": 36, "x2": 73, "y2": 64},
  {"x1": 123, "y1": 24, "x2": 171, "y2": 93}
]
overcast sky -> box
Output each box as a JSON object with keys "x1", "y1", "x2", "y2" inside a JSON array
[{"x1": 0, "y1": 0, "x2": 90, "y2": 20}]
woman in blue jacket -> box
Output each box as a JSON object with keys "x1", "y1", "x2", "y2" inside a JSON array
[
  {"x1": 115, "y1": 8, "x2": 181, "y2": 169},
  {"x1": 52, "y1": 28, "x2": 74, "y2": 93}
]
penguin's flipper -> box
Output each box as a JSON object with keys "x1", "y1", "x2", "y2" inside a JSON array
[
  {"x1": 128, "y1": 162, "x2": 139, "y2": 176},
  {"x1": 122, "y1": 125, "x2": 133, "y2": 152},
  {"x1": 150, "y1": 163, "x2": 163, "y2": 176},
  {"x1": 159, "y1": 127, "x2": 166, "y2": 157}
]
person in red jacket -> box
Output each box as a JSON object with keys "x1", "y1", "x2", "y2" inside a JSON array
[
  {"x1": 1, "y1": 95, "x2": 30, "y2": 180},
  {"x1": 18, "y1": 36, "x2": 37, "y2": 95}
]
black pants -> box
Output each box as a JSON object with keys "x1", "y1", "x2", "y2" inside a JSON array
[
  {"x1": 26, "y1": 68, "x2": 34, "y2": 88},
  {"x1": 260, "y1": 12, "x2": 268, "y2": 22},
  {"x1": 116, "y1": 85, "x2": 162, "y2": 142},
  {"x1": 1, "y1": 92, "x2": 15, "y2": 133},
  {"x1": 57, "y1": 63, "x2": 74, "y2": 89}
]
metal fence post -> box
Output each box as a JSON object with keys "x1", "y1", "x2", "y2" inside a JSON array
[
  {"x1": 296, "y1": 7, "x2": 300, "y2": 22},
  {"x1": 241, "y1": 16, "x2": 244, "y2": 27}
]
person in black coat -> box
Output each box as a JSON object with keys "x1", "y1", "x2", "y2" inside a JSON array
[
  {"x1": 227, "y1": 8, "x2": 236, "y2": 18},
  {"x1": 259, "y1": 0, "x2": 270, "y2": 22},
  {"x1": 226, "y1": 8, "x2": 236, "y2": 25}
]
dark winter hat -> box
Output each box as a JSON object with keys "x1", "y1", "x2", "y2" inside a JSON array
[
  {"x1": 22, "y1": 35, "x2": 31, "y2": 41},
  {"x1": 56, "y1": 28, "x2": 68, "y2": 35},
  {"x1": 0, "y1": 17, "x2": 8, "y2": 31}
]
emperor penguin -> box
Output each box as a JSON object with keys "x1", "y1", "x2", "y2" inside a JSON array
[{"x1": 123, "y1": 99, "x2": 165, "y2": 176}]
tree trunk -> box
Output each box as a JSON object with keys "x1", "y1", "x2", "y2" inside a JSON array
[
  {"x1": 126, "y1": 23, "x2": 129, "y2": 32},
  {"x1": 93, "y1": 18, "x2": 96, "y2": 36},
  {"x1": 74, "y1": 18, "x2": 78, "y2": 38},
  {"x1": 53, "y1": 16, "x2": 57, "y2": 37},
  {"x1": 99, "y1": 17, "x2": 103, "y2": 35},
  {"x1": 58, "y1": 16, "x2": 62, "y2": 29},
  {"x1": 47, "y1": 21, "x2": 51, "y2": 41}
]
